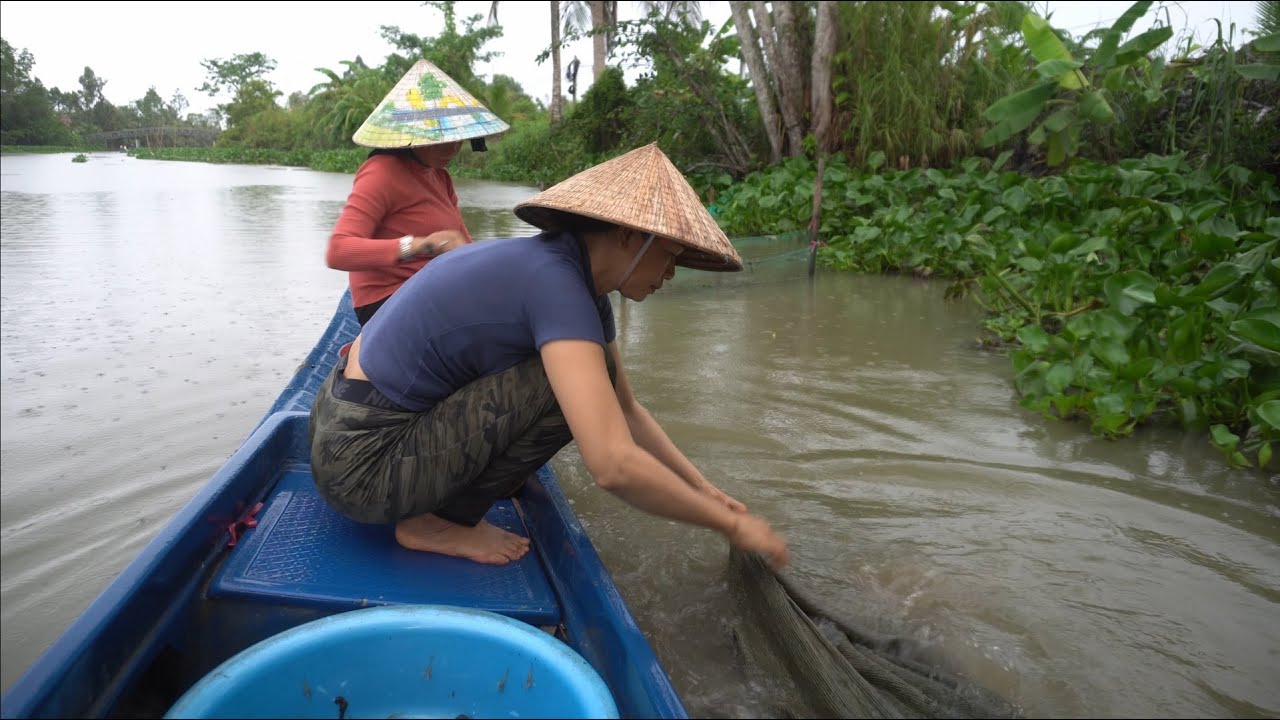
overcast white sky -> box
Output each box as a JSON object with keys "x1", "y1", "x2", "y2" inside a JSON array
[{"x1": 0, "y1": 1, "x2": 1263, "y2": 118}]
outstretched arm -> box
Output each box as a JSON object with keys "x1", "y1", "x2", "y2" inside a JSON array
[
  {"x1": 607, "y1": 341, "x2": 747, "y2": 513},
  {"x1": 541, "y1": 339, "x2": 788, "y2": 569}
]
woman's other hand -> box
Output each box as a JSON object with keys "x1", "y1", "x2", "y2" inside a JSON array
[{"x1": 411, "y1": 229, "x2": 469, "y2": 257}]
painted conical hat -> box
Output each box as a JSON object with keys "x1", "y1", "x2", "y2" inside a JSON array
[
  {"x1": 352, "y1": 59, "x2": 509, "y2": 149},
  {"x1": 514, "y1": 143, "x2": 742, "y2": 272}
]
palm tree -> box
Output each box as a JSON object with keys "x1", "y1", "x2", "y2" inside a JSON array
[
  {"x1": 1256, "y1": 0, "x2": 1280, "y2": 35},
  {"x1": 309, "y1": 60, "x2": 391, "y2": 145},
  {"x1": 488, "y1": 1, "x2": 700, "y2": 121},
  {"x1": 563, "y1": 1, "x2": 702, "y2": 81}
]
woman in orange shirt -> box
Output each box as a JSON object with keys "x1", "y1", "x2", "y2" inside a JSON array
[{"x1": 326, "y1": 59, "x2": 509, "y2": 325}]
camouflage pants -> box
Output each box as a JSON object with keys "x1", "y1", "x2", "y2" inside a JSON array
[{"x1": 308, "y1": 352, "x2": 615, "y2": 526}]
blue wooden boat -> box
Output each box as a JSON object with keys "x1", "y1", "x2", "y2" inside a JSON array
[{"x1": 0, "y1": 291, "x2": 688, "y2": 719}]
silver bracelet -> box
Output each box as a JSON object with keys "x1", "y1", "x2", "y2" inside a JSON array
[{"x1": 398, "y1": 234, "x2": 414, "y2": 261}]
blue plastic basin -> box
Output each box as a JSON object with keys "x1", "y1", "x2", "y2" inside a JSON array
[{"x1": 165, "y1": 605, "x2": 619, "y2": 719}]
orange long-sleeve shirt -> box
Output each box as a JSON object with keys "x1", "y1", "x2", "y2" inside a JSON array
[{"x1": 325, "y1": 153, "x2": 472, "y2": 308}]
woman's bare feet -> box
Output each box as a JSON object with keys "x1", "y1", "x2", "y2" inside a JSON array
[{"x1": 394, "y1": 514, "x2": 531, "y2": 565}]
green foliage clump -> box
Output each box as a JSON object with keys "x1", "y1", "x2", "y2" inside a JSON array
[
  {"x1": 1, "y1": 38, "x2": 77, "y2": 146},
  {"x1": 454, "y1": 117, "x2": 593, "y2": 188},
  {"x1": 561, "y1": 67, "x2": 633, "y2": 155}
]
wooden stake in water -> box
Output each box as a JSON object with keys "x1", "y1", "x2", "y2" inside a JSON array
[{"x1": 808, "y1": 154, "x2": 825, "y2": 279}]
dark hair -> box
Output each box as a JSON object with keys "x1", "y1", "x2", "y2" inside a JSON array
[
  {"x1": 367, "y1": 148, "x2": 415, "y2": 160},
  {"x1": 560, "y1": 214, "x2": 617, "y2": 236}
]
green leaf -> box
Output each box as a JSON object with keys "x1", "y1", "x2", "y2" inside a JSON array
[
  {"x1": 1205, "y1": 297, "x2": 1240, "y2": 317},
  {"x1": 1079, "y1": 91, "x2": 1116, "y2": 124},
  {"x1": 1094, "y1": 393, "x2": 1127, "y2": 416},
  {"x1": 1236, "y1": 64, "x2": 1280, "y2": 81},
  {"x1": 1199, "y1": 216, "x2": 1241, "y2": 240},
  {"x1": 1091, "y1": 338, "x2": 1132, "y2": 368},
  {"x1": 1046, "y1": 362, "x2": 1075, "y2": 393},
  {"x1": 1069, "y1": 309, "x2": 1141, "y2": 342},
  {"x1": 1094, "y1": 1, "x2": 1155, "y2": 69},
  {"x1": 867, "y1": 151, "x2": 886, "y2": 171},
  {"x1": 1049, "y1": 233, "x2": 1081, "y2": 254},
  {"x1": 1229, "y1": 318, "x2": 1280, "y2": 352},
  {"x1": 1192, "y1": 233, "x2": 1237, "y2": 259},
  {"x1": 1256, "y1": 32, "x2": 1280, "y2": 52},
  {"x1": 1021, "y1": 14, "x2": 1086, "y2": 88},
  {"x1": 1185, "y1": 262, "x2": 1245, "y2": 300},
  {"x1": 1210, "y1": 424, "x2": 1240, "y2": 452},
  {"x1": 1217, "y1": 358, "x2": 1251, "y2": 382},
  {"x1": 1103, "y1": 270, "x2": 1158, "y2": 315},
  {"x1": 1114, "y1": 26, "x2": 1174, "y2": 65},
  {"x1": 1018, "y1": 324, "x2": 1051, "y2": 353},
  {"x1": 1003, "y1": 186, "x2": 1031, "y2": 213},
  {"x1": 981, "y1": 79, "x2": 1059, "y2": 147},
  {"x1": 1067, "y1": 235, "x2": 1110, "y2": 258},
  {"x1": 1166, "y1": 314, "x2": 1202, "y2": 362},
  {"x1": 1260, "y1": 443, "x2": 1273, "y2": 469},
  {"x1": 1043, "y1": 107, "x2": 1075, "y2": 132},
  {"x1": 1035, "y1": 59, "x2": 1085, "y2": 80},
  {"x1": 1258, "y1": 400, "x2": 1280, "y2": 431},
  {"x1": 1189, "y1": 200, "x2": 1226, "y2": 222},
  {"x1": 1119, "y1": 356, "x2": 1157, "y2": 381},
  {"x1": 1154, "y1": 284, "x2": 1194, "y2": 307}
]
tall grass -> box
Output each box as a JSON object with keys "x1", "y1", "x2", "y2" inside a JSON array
[{"x1": 831, "y1": 2, "x2": 1028, "y2": 168}]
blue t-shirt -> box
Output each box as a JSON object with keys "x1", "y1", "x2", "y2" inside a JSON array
[{"x1": 359, "y1": 230, "x2": 616, "y2": 412}]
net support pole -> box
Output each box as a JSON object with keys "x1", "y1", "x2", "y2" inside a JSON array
[{"x1": 808, "y1": 153, "x2": 825, "y2": 279}]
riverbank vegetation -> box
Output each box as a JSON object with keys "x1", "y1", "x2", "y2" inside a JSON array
[{"x1": 3, "y1": 1, "x2": 1277, "y2": 471}]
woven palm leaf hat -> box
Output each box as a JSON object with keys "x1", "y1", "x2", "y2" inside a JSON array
[
  {"x1": 352, "y1": 59, "x2": 509, "y2": 149},
  {"x1": 514, "y1": 143, "x2": 743, "y2": 272}
]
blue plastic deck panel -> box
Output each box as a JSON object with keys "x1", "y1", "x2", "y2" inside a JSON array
[{"x1": 209, "y1": 453, "x2": 561, "y2": 627}]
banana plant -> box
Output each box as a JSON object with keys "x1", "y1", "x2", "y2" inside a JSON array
[
  {"x1": 981, "y1": 1, "x2": 1174, "y2": 165},
  {"x1": 1237, "y1": 30, "x2": 1280, "y2": 80}
]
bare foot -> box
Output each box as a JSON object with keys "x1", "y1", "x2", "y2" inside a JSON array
[{"x1": 394, "y1": 514, "x2": 531, "y2": 565}]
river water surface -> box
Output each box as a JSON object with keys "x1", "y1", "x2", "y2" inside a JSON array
[{"x1": 2, "y1": 151, "x2": 1277, "y2": 718}]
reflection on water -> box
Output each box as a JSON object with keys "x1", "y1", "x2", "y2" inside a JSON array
[{"x1": 2, "y1": 152, "x2": 1278, "y2": 718}]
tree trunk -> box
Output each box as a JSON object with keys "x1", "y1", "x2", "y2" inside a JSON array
[
  {"x1": 772, "y1": 1, "x2": 807, "y2": 154},
  {"x1": 605, "y1": 1, "x2": 618, "y2": 64},
  {"x1": 810, "y1": 0, "x2": 838, "y2": 152},
  {"x1": 551, "y1": 0, "x2": 563, "y2": 124},
  {"x1": 729, "y1": 0, "x2": 783, "y2": 164},
  {"x1": 591, "y1": 1, "x2": 608, "y2": 80}
]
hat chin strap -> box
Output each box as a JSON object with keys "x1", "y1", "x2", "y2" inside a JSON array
[{"x1": 616, "y1": 233, "x2": 655, "y2": 291}]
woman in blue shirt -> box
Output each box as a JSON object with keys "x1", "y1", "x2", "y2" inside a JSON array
[{"x1": 308, "y1": 143, "x2": 790, "y2": 571}]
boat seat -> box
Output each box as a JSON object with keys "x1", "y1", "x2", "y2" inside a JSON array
[{"x1": 208, "y1": 420, "x2": 561, "y2": 627}]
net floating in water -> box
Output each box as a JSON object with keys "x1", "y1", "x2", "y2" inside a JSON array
[{"x1": 729, "y1": 549, "x2": 1023, "y2": 719}]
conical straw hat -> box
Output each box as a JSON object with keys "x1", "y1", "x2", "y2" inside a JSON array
[
  {"x1": 514, "y1": 144, "x2": 743, "y2": 272},
  {"x1": 352, "y1": 59, "x2": 509, "y2": 149}
]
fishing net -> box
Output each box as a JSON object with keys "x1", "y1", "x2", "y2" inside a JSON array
[
  {"x1": 729, "y1": 230, "x2": 814, "y2": 271},
  {"x1": 729, "y1": 550, "x2": 1023, "y2": 719},
  {"x1": 660, "y1": 230, "x2": 814, "y2": 295}
]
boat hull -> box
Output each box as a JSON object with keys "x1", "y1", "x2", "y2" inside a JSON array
[{"x1": 1, "y1": 291, "x2": 685, "y2": 719}]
